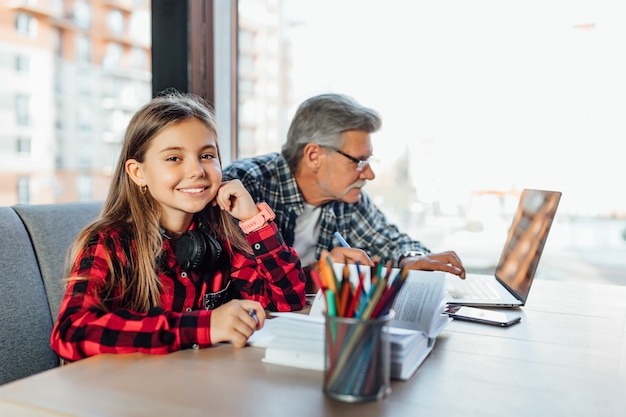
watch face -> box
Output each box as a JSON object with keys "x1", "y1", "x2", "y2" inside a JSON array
[{"x1": 402, "y1": 251, "x2": 423, "y2": 258}]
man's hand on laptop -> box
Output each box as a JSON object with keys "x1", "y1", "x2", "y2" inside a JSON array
[{"x1": 399, "y1": 251, "x2": 466, "y2": 279}]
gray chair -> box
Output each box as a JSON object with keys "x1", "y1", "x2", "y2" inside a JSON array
[
  {"x1": 0, "y1": 207, "x2": 59, "y2": 385},
  {"x1": 0, "y1": 202, "x2": 102, "y2": 385},
  {"x1": 13, "y1": 202, "x2": 103, "y2": 318}
]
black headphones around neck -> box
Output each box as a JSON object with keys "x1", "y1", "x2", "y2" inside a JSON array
[{"x1": 160, "y1": 225, "x2": 223, "y2": 271}]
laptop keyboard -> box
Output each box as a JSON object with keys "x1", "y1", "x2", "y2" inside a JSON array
[{"x1": 447, "y1": 277, "x2": 500, "y2": 300}]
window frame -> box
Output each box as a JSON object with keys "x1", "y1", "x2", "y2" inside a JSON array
[{"x1": 151, "y1": 0, "x2": 238, "y2": 164}]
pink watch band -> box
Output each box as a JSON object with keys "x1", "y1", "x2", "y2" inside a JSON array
[{"x1": 239, "y1": 202, "x2": 276, "y2": 234}]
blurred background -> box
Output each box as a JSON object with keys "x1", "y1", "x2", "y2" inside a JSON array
[{"x1": 1, "y1": 0, "x2": 624, "y2": 284}]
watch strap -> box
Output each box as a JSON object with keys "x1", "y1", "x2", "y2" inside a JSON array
[
  {"x1": 239, "y1": 202, "x2": 276, "y2": 234},
  {"x1": 397, "y1": 250, "x2": 425, "y2": 267}
]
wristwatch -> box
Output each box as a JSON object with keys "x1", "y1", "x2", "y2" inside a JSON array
[
  {"x1": 397, "y1": 250, "x2": 425, "y2": 267},
  {"x1": 239, "y1": 202, "x2": 276, "y2": 234}
]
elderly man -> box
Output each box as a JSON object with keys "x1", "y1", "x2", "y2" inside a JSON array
[{"x1": 223, "y1": 93, "x2": 465, "y2": 280}]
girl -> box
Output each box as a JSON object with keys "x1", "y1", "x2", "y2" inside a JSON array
[{"x1": 50, "y1": 91, "x2": 306, "y2": 362}]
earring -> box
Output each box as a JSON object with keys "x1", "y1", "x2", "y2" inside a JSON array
[{"x1": 140, "y1": 185, "x2": 148, "y2": 195}]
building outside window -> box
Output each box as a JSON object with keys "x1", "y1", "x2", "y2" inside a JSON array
[{"x1": 0, "y1": 1, "x2": 152, "y2": 205}]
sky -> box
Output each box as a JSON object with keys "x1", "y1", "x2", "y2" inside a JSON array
[{"x1": 284, "y1": 0, "x2": 626, "y2": 217}]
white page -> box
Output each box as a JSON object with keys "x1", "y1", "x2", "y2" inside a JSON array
[{"x1": 391, "y1": 270, "x2": 450, "y2": 337}]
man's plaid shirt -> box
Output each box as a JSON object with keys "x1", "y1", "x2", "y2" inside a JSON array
[{"x1": 223, "y1": 153, "x2": 430, "y2": 266}]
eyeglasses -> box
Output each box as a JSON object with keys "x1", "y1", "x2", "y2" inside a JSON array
[{"x1": 324, "y1": 146, "x2": 374, "y2": 172}]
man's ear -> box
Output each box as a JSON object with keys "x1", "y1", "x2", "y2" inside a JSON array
[
  {"x1": 125, "y1": 159, "x2": 144, "y2": 186},
  {"x1": 302, "y1": 143, "x2": 323, "y2": 172}
]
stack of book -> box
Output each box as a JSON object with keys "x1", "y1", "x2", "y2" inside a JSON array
[{"x1": 249, "y1": 265, "x2": 450, "y2": 381}]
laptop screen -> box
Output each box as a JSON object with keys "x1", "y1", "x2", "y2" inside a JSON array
[{"x1": 495, "y1": 189, "x2": 562, "y2": 303}]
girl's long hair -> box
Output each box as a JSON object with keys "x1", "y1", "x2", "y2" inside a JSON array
[{"x1": 66, "y1": 91, "x2": 251, "y2": 313}]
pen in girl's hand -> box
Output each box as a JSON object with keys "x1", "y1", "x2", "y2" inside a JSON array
[
  {"x1": 334, "y1": 231, "x2": 350, "y2": 248},
  {"x1": 248, "y1": 308, "x2": 259, "y2": 325}
]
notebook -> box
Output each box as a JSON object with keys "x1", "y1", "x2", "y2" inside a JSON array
[{"x1": 445, "y1": 189, "x2": 562, "y2": 308}]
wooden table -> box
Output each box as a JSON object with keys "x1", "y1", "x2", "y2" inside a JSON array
[{"x1": 1, "y1": 280, "x2": 625, "y2": 417}]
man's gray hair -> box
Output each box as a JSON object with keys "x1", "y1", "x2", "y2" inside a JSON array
[{"x1": 282, "y1": 93, "x2": 382, "y2": 172}]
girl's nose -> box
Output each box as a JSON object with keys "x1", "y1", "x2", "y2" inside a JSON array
[{"x1": 187, "y1": 159, "x2": 206, "y2": 178}]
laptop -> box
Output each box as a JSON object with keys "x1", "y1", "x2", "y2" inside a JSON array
[{"x1": 446, "y1": 189, "x2": 562, "y2": 308}]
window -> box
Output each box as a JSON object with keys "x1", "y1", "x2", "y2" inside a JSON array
[
  {"x1": 17, "y1": 177, "x2": 30, "y2": 204},
  {"x1": 129, "y1": 47, "x2": 148, "y2": 70},
  {"x1": 236, "y1": 0, "x2": 626, "y2": 284},
  {"x1": 239, "y1": 78, "x2": 254, "y2": 97},
  {"x1": 107, "y1": 10, "x2": 125, "y2": 36},
  {"x1": 76, "y1": 70, "x2": 93, "y2": 94},
  {"x1": 15, "y1": 95, "x2": 30, "y2": 126},
  {"x1": 17, "y1": 136, "x2": 31, "y2": 155},
  {"x1": 239, "y1": 54, "x2": 255, "y2": 73},
  {"x1": 49, "y1": 0, "x2": 64, "y2": 15},
  {"x1": 129, "y1": 10, "x2": 150, "y2": 44},
  {"x1": 111, "y1": 109, "x2": 131, "y2": 136},
  {"x1": 103, "y1": 43, "x2": 123, "y2": 68},
  {"x1": 79, "y1": 143, "x2": 92, "y2": 169},
  {"x1": 54, "y1": 99, "x2": 63, "y2": 128},
  {"x1": 15, "y1": 55, "x2": 30, "y2": 74},
  {"x1": 15, "y1": 13, "x2": 37, "y2": 37},
  {"x1": 78, "y1": 105, "x2": 93, "y2": 132},
  {"x1": 55, "y1": 138, "x2": 64, "y2": 168},
  {"x1": 52, "y1": 28, "x2": 63, "y2": 58},
  {"x1": 76, "y1": 35, "x2": 92, "y2": 63},
  {"x1": 239, "y1": 28, "x2": 255, "y2": 51},
  {"x1": 77, "y1": 175, "x2": 92, "y2": 201},
  {"x1": 72, "y1": 0, "x2": 92, "y2": 30}
]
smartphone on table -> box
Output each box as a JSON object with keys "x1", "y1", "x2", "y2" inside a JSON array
[{"x1": 447, "y1": 305, "x2": 521, "y2": 327}]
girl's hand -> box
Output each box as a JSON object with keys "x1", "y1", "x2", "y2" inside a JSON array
[
  {"x1": 212, "y1": 179, "x2": 259, "y2": 221},
  {"x1": 209, "y1": 299, "x2": 266, "y2": 348}
]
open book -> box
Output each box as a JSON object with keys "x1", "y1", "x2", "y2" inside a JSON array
[{"x1": 249, "y1": 264, "x2": 450, "y2": 380}]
